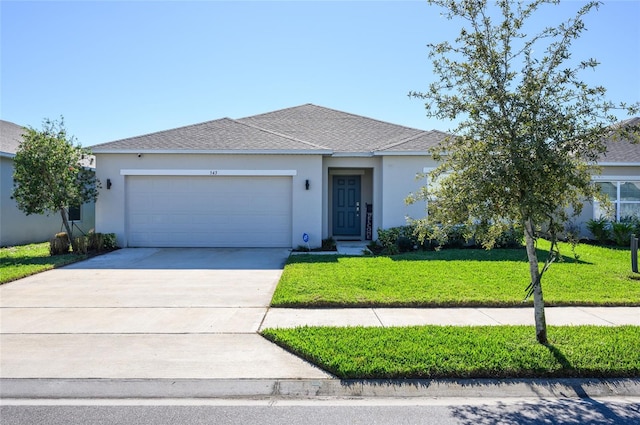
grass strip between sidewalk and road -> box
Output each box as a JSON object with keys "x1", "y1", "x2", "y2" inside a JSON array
[
  {"x1": 261, "y1": 325, "x2": 640, "y2": 379},
  {"x1": 272, "y1": 240, "x2": 640, "y2": 307},
  {"x1": 0, "y1": 242, "x2": 86, "y2": 284}
]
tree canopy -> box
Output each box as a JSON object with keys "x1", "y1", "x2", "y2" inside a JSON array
[
  {"x1": 408, "y1": 0, "x2": 639, "y2": 343},
  {"x1": 12, "y1": 117, "x2": 100, "y2": 253}
]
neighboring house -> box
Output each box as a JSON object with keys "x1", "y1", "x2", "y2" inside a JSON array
[
  {"x1": 576, "y1": 117, "x2": 640, "y2": 228},
  {"x1": 0, "y1": 119, "x2": 96, "y2": 247},
  {"x1": 91, "y1": 104, "x2": 640, "y2": 248}
]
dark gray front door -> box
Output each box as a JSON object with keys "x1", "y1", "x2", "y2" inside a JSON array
[{"x1": 332, "y1": 175, "x2": 361, "y2": 237}]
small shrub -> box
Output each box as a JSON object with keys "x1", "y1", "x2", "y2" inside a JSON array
[
  {"x1": 443, "y1": 224, "x2": 468, "y2": 248},
  {"x1": 612, "y1": 221, "x2": 635, "y2": 247},
  {"x1": 385, "y1": 243, "x2": 400, "y2": 255},
  {"x1": 621, "y1": 215, "x2": 640, "y2": 236},
  {"x1": 87, "y1": 230, "x2": 103, "y2": 251},
  {"x1": 86, "y1": 231, "x2": 117, "y2": 251},
  {"x1": 397, "y1": 236, "x2": 414, "y2": 253},
  {"x1": 49, "y1": 232, "x2": 70, "y2": 256},
  {"x1": 321, "y1": 237, "x2": 336, "y2": 251},
  {"x1": 102, "y1": 233, "x2": 117, "y2": 250},
  {"x1": 74, "y1": 236, "x2": 88, "y2": 255},
  {"x1": 376, "y1": 226, "x2": 419, "y2": 254},
  {"x1": 295, "y1": 245, "x2": 310, "y2": 252},
  {"x1": 586, "y1": 217, "x2": 611, "y2": 244},
  {"x1": 494, "y1": 225, "x2": 524, "y2": 248}
]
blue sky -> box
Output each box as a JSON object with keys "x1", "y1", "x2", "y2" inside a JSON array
[{"x1": 1, "y1": 0, "x2": 638, "y2": 146}]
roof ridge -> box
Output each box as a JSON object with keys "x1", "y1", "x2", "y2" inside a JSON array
[
  {"x1": 303, "y1": 104, "x2": 428, "y2": 133},
  {"x1": 374, "y1": 129, "x2": 451, "y2": 152},
  {"x1": 237, "y1": 103, "x2": 315, "y2": 120},
  {"x1": 227, "y1": 118, "x2": 331, "y2": 151},
  {"x1": 240, "y1": 103, "x2": 429, "y2": 133},
  {"x1": 374, "y1": 130, "x2": 434, "y2": 152}
]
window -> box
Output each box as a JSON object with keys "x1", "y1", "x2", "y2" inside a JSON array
[
  {"x1": 594, "y1": 181, "x2": 640, "y2": 221},
  {"x1": 68, "y1": 205, "x2": 82, "y2": 221}
]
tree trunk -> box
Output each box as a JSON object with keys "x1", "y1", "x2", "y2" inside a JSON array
[
  {"x1": 524, "y1": 218, "x2": 548, "y2": 344},
  {"x1": 60, "y1": 207, "x2": 78, "y2": 253}
]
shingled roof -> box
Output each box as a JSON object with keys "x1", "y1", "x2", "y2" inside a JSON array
[
  {"x1": 599, "y1": 117, "x2": 640, "y2": 163},
  {"x1": 0, "y1": 119, "x2": 26, "y2": 157},
  {"x1": 92, "y1": 104, "x2": 447, "y2": 155},
  {"x1": 91, "y1": 105, "x2": 639, "y2": 161},
  {"x1": 237, "y1": 104, "x2": 442, "y2": 153},
  {"x1": 92, "y1": 116, "x2": 330, "y2": 153}
]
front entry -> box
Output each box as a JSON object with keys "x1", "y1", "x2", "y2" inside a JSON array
[{"x1": 332, "y1": 175, "x2": 361, "y2": 237}]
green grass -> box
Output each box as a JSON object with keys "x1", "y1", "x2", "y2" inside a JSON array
[
  {"x1": 262, "y1": 325, "x2": 640, "y2": 379},
  {"x1": 0, "y1": 242, "x2": 86, "y2": 284},
  {"x1": 272, "y1": 240, "x2": 640, "y2": 307}
]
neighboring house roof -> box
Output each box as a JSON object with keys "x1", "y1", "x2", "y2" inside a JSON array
[
  {"x1": 0, "y1": 120, "x2": 26, "y2": 157},
  {"x1": 92, "y1": 104, "x2": 448, "y2": 155},
  {"x1": 600, "y1": 117, "x2": 640, "y2": 164},
  {"x1": 0, "y1": 119, "x2": 95, "y2": 167}
]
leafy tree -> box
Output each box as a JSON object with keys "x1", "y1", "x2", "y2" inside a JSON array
[
  {"x1": 12, "y1": 118, "x2": 100, "y2": 253},
  {"x1": 408, "y1": 0, "x2": 639, "y2": 343}
]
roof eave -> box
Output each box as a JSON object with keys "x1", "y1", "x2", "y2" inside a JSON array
[
  {"x1": 92, "y1": 149, "x2": 332, "y2": 155},
  {"x1": 330, "y1": 152, "x2": 375, "y2": 158},
  {"x1": 598, "y1": 162, "x2": 640, "y2": 166},
  {"x1": 373, "y1": 150, "x2": 431, "y2": 156}
]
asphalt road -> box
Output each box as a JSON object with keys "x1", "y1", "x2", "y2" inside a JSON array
[{"x1": 2, "y1": 397, "x2": 639, "y2": 425}]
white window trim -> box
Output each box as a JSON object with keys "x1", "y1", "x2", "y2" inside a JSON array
[{"x1": 593, "y1": 178, "x2": 640, "y2": 221}]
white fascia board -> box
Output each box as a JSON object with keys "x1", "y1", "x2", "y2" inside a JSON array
[
  {"x1": 121, "y1": 169, "x2": 298, "y2": 177},
  {"x1": 330, "y1": 152, "x2": 374, "y2": 158},
  {"x1": 592, "y1": 175, "x2": 640, "y2": 181},
  {"x1": 93, "y1": 149, "x2": 331, "y2": 155},
  {"x1": 373, "y1": 151, "x2": 430, "y2": 156},
  {"x1": 598, "y1": 162, "x2": 640, "y2": 167}
]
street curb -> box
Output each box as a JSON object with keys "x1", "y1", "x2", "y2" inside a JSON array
[{"x1": 2, "y1": 378, "x2": 639, "y2": 399}]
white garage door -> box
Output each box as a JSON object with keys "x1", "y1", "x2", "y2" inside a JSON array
[{"x1": 126, "y1": 176, "x2": 292, "y2": 247}]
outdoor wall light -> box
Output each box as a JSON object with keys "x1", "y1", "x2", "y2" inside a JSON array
[
  {"x1": 305, "y1": 179, "x2": 310, "y2": 190},
  {"x1": 107, "y1": 179, "x2": 112, "y2": 190}
]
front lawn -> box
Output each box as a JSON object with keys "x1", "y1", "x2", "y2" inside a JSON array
[
  {"x1": 0, "y1": 242, "x2": 86, "y2": 284},
  {"x1": 272, "y1": 240, "x2": 640, "y2": 307},
  {"x1": 262, "y1": 325, "x2": 640, "y2": 379}
]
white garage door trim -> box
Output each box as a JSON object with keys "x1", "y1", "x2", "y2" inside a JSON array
[
  {"x1": 121, "y1": 169, "x2": 297, "y2": 176},
  {"x1": 125, "y1": 174, "x2": 293, "y2": 248}
]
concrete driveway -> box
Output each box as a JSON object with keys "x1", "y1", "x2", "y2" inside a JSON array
[{"x1": 0, "y1": 248, "x2": 330, "y2": 380}]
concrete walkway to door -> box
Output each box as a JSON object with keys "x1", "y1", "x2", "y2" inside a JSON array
[{"x1": 0, "y1": 248, "x2": 330, "y2": 380}]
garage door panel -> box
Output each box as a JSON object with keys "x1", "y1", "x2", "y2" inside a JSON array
[{"x1": 126, "y1": 176, "x2": 292, "y2": 247}]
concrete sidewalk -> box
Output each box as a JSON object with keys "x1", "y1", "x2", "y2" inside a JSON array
[{"x1": 260, "y1": 306, "x2": 640, "y2": 329}]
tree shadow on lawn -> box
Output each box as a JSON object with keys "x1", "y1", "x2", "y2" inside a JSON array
[{"x1": 288, "y1": 247, "x2": 592, "y2": 265}]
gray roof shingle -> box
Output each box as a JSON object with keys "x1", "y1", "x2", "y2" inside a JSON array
[
  {"x1": 90, "y1": 105, "x2": 639, "y2": 162},
  {"x1": 600, "y1": 117, "x2": 640, "y2": 163},
  {"x1": 0, "y1": 120, "x2": 26, "y2": 156},
  {"x1": 92, "y1": 117, "x2": 330, "y2": 152},
  {"x1": 92, "y1": 104, "x2": 447, "y2": 154},
  {"x1": 238, "y1": 104, "x2": 438, "y2": 152}
]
